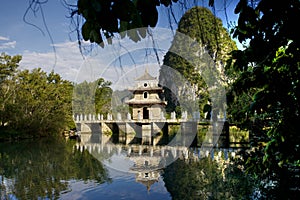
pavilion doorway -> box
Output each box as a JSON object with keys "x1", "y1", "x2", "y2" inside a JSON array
[{"x1": 143, "y1": 107, "x2": 149, "y2": 119}]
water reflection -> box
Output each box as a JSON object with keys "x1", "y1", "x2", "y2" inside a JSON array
[
  {"x1": 76, "y1": 143, "x2": 237, "y2": 174},
  {"x1": 0, "y1": 139, "x2": 110, "y2": 200},
  {"x1": 73, "y1": 133, "x2": 254, "y2": 199},
  {"x1": 0, "y1": 136, "x2": 254, "y2": 199}
]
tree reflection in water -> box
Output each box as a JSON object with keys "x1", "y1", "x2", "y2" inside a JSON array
[
  {"x1": 163, "y1": 154, "x2": 255, "y2": 200},
  {"x1": 0, "y1": 138, "x2": 110, "y2": 199}
]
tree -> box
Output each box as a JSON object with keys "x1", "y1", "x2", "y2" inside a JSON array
[
  {"x1": 72, "y1": 78, "x2": 112, "y2": 116},
  {"x1": 226, "y1": 0, "x2": 300, "y2": 198},
  {"x1": 159, "y1": 6, "x2": 237, "y2": 117},
  {"x1": 10, "y1": 68, "x2": 74, "y2": 136},
  {"x1": 0, "y1": 59, "x2": 74, "y2": 139},
  {"x1": 0, "y1": 53, "x2": 21, "y2": 83},
  {"x1": 0, "y1": 53, "x2": 21, "y2": 127},
  {"x1": 95, "y1": 78, "x2": 113, "y2": 115}
]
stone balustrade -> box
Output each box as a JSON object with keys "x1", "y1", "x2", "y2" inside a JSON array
[{"x1": 74, "y1": 111, "x2": 227, "y2": 122}]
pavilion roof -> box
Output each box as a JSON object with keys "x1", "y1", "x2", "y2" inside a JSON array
[{"x1": 135, "y1": 68, "x2": 156, "y2": 81}]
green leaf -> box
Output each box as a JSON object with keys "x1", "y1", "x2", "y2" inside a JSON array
[
  {"x1": 81, "y1": 21, "x2": 91, "y2": 41},
  {"x1": 160, "y1": 0, "x2": 172, "y2": 7},
  {"x1": 91, "y1": 0, "x2": 101, "y2": 12},
  {"x1": 112, "y1": 0, "x2": 135, "y2": 21},
  {"x1": 203, "y1": 104, "x2": 211, "y2": 113}
]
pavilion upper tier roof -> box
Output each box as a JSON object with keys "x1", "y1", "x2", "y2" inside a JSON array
[{"x1": 135, "y1": 68, "x2": 157, "y2": 81}]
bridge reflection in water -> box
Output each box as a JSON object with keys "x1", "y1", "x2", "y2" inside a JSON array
[{"x1": 75, "y1": 131, "x2": 238, "y2": 191}]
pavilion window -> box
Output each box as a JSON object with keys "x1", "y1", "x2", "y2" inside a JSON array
[{"x1": 143, "y1": 92, "x2": 148, "y2": 99}]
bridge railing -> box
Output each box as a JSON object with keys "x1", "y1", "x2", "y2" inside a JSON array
[{"x1": 74, "y1": 111, "x2": 227, "y2": 123}]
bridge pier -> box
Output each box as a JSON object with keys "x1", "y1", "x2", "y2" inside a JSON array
[
  {"x1": 151, "y1": 122, "x2": 167, "y2": 146},
  {"x1": 180, "y1": 122, "x2": 198, "y2": 147}
]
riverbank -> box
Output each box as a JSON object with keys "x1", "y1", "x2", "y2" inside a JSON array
[{"x1": 0, "y1": 127, "x2": 66, "y2": 142}]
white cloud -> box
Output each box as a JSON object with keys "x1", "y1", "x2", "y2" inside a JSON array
[
  {"x1": 0, "y1": 36, "x2": 9, "y2": 41},
  {"x1": 0, "y1": 41, "x2": 16, "y2": 49},
  {"x1": 19, "y1": 41, "x2": 119, "y2": 82},
  {"x1": 20, "y1": 42, "x2": 85, "y2": 82},
  {"x1": 19, "y1": 27, "x2": 173, "y2": 84},
  {"x1": 0, "y1": 36, "x2": 16, "y2": 49}
]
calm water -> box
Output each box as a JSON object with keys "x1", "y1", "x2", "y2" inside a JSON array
[{"x1": 0, "y1": 135, "x2": 255, "y2": 200}]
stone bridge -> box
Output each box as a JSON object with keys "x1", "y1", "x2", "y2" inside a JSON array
[{"x1": 73, "y1": 111, "x2": 233, "y2": 148}]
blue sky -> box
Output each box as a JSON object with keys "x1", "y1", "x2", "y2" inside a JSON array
[
  {"x1": 0, "y1": 0, "x2": 240, "y2": 84},
  {"x1": 0, "y1": 0, "x2": 72, "y2": 53}
]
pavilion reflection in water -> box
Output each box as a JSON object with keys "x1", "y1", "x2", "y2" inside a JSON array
[{"x1": 75, "y1": 134, "x2": 237, "y2": 191}]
